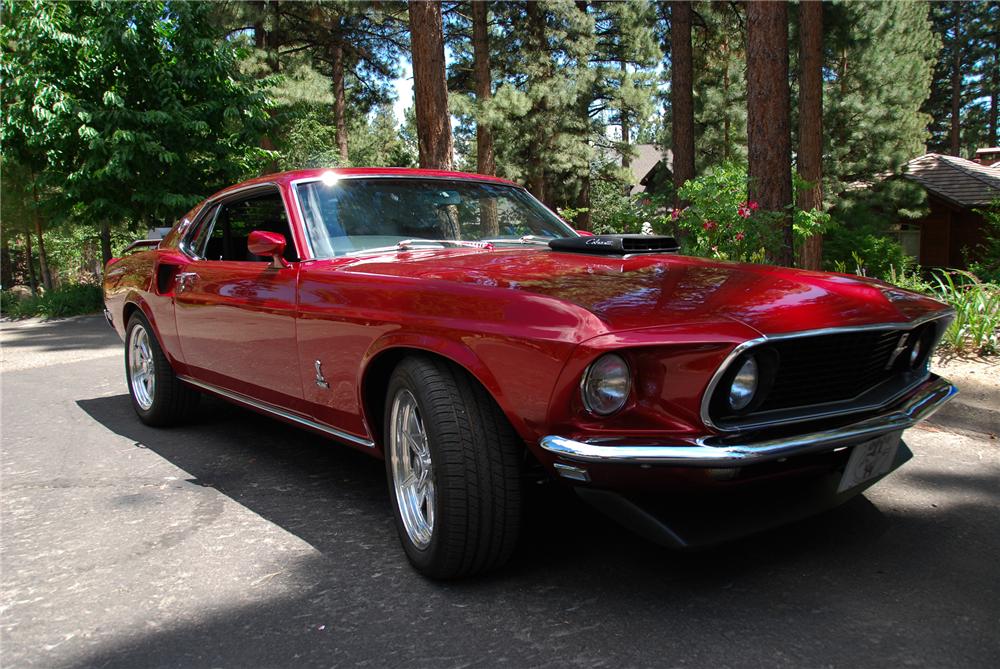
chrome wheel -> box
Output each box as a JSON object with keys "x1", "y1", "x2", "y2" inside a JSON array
[
  {"x1": 389, "y1": 389, "x2": 435, "y2": 549},
  {"x1": 128, "y1": 324, "x2": 155, "y2": 411}
]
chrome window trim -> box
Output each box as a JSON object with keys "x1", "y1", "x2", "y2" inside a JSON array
[
  {"x1": 178, "y1": 182, "x2": 306, "y2": 262},
  {"x1": 178, "y1": 375, "x2": 375, "y2": 449},
  {"x1": 699, "y1": 309, "x2": 955, "y2": 433},
  {"x1": 287, "y1": 174, "x2": 578, "y2": 260}
]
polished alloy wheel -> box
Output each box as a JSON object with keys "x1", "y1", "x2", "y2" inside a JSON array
[
  {"x1": 389, "y1": 389, "x2": 435, "y2": 549},
  {"x1": 128, "y1": 324, "x2": 156, "y2": 411}
]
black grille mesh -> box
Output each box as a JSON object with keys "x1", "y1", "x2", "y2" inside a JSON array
[{"x1": 757, "y1": 329, "x2": 906, "y2": 411}]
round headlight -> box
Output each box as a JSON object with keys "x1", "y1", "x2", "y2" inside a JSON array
[
  {"x1": 728, "y1": 356, "x2": 759, "y2": 411},
  {"x1": 582, "y1": 354, "x2": 631, "y2": 416}
]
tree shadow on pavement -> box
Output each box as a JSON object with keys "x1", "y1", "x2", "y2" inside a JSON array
[
  {"x1": 71, "y1": 393, "x2": 999, "y2": 668},
  {"x1": 1, "y1": 314, "x2": 119, "y2": 353}
]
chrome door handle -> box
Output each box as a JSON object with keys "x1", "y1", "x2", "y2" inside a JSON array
[{"x1": 175, "y1": 272, "x2": 197, "y2": 292}]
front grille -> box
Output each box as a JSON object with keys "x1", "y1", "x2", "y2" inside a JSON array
[
  {"x1": 758, "y1": 329, "x2": 903, "y2": 410},
  {"x1": 707, "y1": 320, "x2": 944, "y2": 430}
]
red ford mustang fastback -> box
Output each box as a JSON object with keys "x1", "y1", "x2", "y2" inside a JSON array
[{"x1": 103, "y1": 167, "x2": 957, "y2": 578}]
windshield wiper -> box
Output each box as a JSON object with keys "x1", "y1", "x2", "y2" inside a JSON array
[
  {"x1": 344, "y1": 238, "x2": 493, "y2": 256},
  {"x1": 479, "y1": 235, "x2": 552, "y2": 246}
]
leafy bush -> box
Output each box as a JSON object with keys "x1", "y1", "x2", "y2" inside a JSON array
[
  {"x1": 674, "y1": 163, "x2": 827, "y2": 262},
  {"x1": 1, "y1": 284, "x2": 104, "y2": 320},
  {"x1": 967, "y1": 199, "x2": 1000, "y2": 284},
  {"x1": 929, "y1": 270, "x2": 1000, "y2": 356}
]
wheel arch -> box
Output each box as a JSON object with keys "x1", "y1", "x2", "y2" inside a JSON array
[{"x1": 360, "y1": 339, "x2": 530, "y2": 452}]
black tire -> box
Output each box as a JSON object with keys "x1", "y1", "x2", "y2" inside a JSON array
[
  {"x1": 124, "y1": 313, "x2": 199, "y2": 426},
  {"x1": 384, "y1": 356, "x2": 522, "y2": 579}
]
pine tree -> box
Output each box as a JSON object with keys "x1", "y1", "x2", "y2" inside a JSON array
[
  {"x1": 797, "y1": 0, "x2": 823, "y2": 270},
  {"x1": 670, "y1": 1, "x2": 695, "y2": 203},
  {"x1": 824, "y1": 1, "x2": 937, "y2": 194}
]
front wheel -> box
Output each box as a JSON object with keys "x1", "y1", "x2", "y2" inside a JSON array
[
  {"x1": 125, "y1": 313, "x2": 199, "y2": 426},
  {"x1": 384, "y1": 356, "x2": 522, "y2": 579}
]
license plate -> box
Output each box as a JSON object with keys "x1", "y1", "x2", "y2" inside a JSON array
[{"x1": 837, "y1": 431, "x2": 902, "y2": 493}]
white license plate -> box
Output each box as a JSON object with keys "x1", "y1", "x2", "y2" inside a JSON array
[{"x1": 837, "y1": 431, "x2": 902, "y2": 493}]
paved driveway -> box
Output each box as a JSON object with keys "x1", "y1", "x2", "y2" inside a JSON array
[{"x1": 2, "y1": 316, "x2": 998, "y2": 668}]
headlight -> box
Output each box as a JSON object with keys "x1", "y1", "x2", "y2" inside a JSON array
[
  {"x1": 728, "y1": 356, "x2": 759, "y2": 411},
  {"x1": 582, "y1": 353, "x2": 631, "y2": 416}
]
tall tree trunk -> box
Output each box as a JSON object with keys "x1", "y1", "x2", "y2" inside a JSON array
[
  {"x1": 472, "y1": 0, "x2": 498, "y2": 236},
  {"x1": 574, "y1": 177, "x2": 592, "y2": 232},
  {"x1": 949, "y1": 1, "x2": 963, "y2": 157},
  {"x1": 332, "y1": 40, "x2": 349, "y2": 163},
  {"x1": 1, "y1": 228, "x2": 11, "y2": 288},
  {"x1": 747, "y1": 0, "x2": 793, "y2": 266},
  {"x1": 254, "y1": 0, "x2": 279, "y2": 157},
  {"x1": 525, "y1": 0, "x2": 547, "y2": 203},
  {"x1": 670, "y1": 1, "x2": 694, "y2": 207},
  {"x1": 100, "y1": 222, "x2": 112, "y2": 267},
  {"x1": 472, "y1": 0, "x2": 495, "y2": 176},
  {"x1": 990, "y1": 47, "x2": 998, "y2": 146},
  {"x1": 409, "y1": 0, "x2": 453, "y2": 170},
  {"x1": 30, "y1": 181, "x2": 53, "y2": 291},
  {"x1": 723, "y1": 38, "x2": 731, "y2": 161},
  {"x1": 24, "y1": 228, "x2": 38, "y2": 296},
  {"x1": 797, "y1": 0, "x2": 823, "y2": 270}
]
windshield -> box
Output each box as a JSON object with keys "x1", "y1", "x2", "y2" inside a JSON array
[{"x1": 295, "y1": 177, "x2": 576, "y2": 258}]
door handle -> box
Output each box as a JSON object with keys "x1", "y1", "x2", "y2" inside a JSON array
[{"x1": 175, "y1": 272, "x2": 197, "y2": 292}]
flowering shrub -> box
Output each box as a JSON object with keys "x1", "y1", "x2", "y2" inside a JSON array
[{"x1": 674, "y1": 163, "x2": 828, "y2": 263}]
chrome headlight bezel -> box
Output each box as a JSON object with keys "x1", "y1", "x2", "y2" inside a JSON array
[{"x1": 581, "y1": 353, "x2": 632, "y2": 416}]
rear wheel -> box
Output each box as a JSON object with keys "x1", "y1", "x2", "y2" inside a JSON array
[
  {"x1": 125, "y1": 313, "x2": 199, "y2": 426},
  {"x1": 384, "y1": 356, "x2": 522, "y2": 579}
]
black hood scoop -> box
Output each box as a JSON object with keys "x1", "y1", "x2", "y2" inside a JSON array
[{"x1": 548, "y1": 234, "x2": 680, "y2": 256}]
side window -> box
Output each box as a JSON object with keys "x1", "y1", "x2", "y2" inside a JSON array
[{"x1": 194, "y1": 191, "x2": 299, "y2": 262}]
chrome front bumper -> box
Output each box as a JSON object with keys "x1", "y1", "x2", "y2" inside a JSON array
[{"x1": 540, "y1": 375, "x2": 957, "y2": 467}]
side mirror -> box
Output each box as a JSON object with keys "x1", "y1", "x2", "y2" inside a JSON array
[
  {"x1": 248, "y1": 230, "x2": 288, "y2": 268},
  {"x1": 576, "y1": 229, "x2": 595, "y2": 237}
]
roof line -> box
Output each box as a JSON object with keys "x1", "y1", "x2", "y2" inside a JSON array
[{"x1": 934, "y1": 154, "x2": 1000, "y2": 191}]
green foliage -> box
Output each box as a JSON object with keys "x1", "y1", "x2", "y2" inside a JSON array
[
  {"x1": 822, "y1": 1, "x2": 939, "y2": 194},
  {"x1": 674, "y1": 163, "x2": 827, "y2": 263},
  {"x1": 1, "y1": 283, "x2": 103, "y2": 319},
  {"x1": 1, "y1": 0, "x2": 274, "y2": 230},
  {"x1": 967, "y1": 200, "x2": 1000, "y2": 283},
  {"x1": 559, "y1": 179, "x2": 666, "y2": 236},
  {"x1": 930, "y1": 271, "x2": 1000, "y2": 356}
]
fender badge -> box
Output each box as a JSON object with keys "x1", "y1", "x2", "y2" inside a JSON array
[{"x1": 314, "y1": 360, "x2": 330, "y2": 389}]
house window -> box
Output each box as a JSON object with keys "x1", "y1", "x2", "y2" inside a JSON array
[{"x1": 897, "y1": 224, "x2": 921, "y2": 259}]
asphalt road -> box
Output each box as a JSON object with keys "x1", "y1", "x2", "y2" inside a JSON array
[{"x1": 2, "y1": 315, "x2": 999, "y2": 669}]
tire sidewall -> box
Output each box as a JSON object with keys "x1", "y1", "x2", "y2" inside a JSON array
[
  {"x1": 384, "y1": 364, "x2": 447, "y2": 574},
  {"x1": 125, "y1": 313, "x2": 166, "y2": 422}
]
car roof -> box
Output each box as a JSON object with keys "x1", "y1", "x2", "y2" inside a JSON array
[{"x1": 213, "y1": 167, "x2": 521, "y2": 199}]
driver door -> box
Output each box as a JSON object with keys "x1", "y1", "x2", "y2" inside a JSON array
[{"x1": 173, "y1": 186, "x2": 304, "y2": 411}]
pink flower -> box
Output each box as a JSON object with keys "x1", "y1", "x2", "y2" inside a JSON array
[
  {"x1": 735, "y1": 231, "x2": 746, "y2": 241},
  {"x1": 748, "y1": 200, "x2": 760, "y2": 211},
  {"x1": 703, "y1": 220, "x2": 717, "y2": 231},
  {"x1": 671, "y1": 208, "x2": 681, "y2": 220},
  {"x1": 737, "y1": 206, "x2": 751, "y2": 219}
]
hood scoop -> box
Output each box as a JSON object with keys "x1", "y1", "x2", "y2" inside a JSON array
[{"x1": 548, "y1": 234, "x2": 680, "y2": 256}]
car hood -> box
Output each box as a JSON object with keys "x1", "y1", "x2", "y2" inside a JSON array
[{"x1": 333, "y1": 249, "x2": 947, "y2": 336}]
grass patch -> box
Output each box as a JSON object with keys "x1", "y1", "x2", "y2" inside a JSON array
[
  {"x1": 1, "y1": 283, "x2": 104, "y2": 319},
  {"x1": 929, "y1": 270, "x2": 1000, "y2": 356}
]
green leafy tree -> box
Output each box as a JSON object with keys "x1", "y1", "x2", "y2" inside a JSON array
[{"x1": 1, "y1": 0, "x2": 274, "y2": 265}]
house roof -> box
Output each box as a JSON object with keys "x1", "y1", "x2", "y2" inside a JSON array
[
  {"x1": 900, "y1": 153, "x2": 1000, "y2": 208},
  {"x1": 597, "y1": 144, "x2": 674, "y2": 194}
]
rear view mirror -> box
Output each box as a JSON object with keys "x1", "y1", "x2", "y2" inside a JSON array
[{"x1": 248, "y1": 230, "x2": 288, "y2": 268}]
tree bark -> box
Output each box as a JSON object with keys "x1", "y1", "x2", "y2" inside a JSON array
[
  {"x1": 797, "y1": 0, "x2": 823, "y2": 270},
  {"x1": 409, "y1": 0, "x2": 453, "y2": 170},
  {"x1": 526, "y1": 0, "x2": 547, "y2": 203},
  {"x1": 472, "y1": 0, "x2": 495, "y2": 176},
  {"x1": 471, "y1": 0, "x2": 498, "y2": 235},
  {"x1": 670, "y1": 1, "x2": 694, "y2": 207},
  {"x1": 575, "y1": 176, "x2": 592, "y2": 232},
  {"x1": 1, "y1": 227, "x2": 11, "y2": 288},
  {"x1": 31, "y1": 181, "x2": 53, "y2": 291},
  {"x1": 100, "y1": 222, "x2": 113, "y2": 267},
  {"x1": 747, "y1": 0, "x2": 793, "y2": 266},
  {"x1": 332, "y1": 40, "x2": 349, "y2": 163},
  {"x1": 949, "y1": 1, "x2": 962, "y2": 156},
  {"x1": 24, "y1": 228, "x2": 38, "y2": 296}
]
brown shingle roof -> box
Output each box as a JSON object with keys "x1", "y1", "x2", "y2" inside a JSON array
[{"x1": 901, "y1": 153, "x2": 1000, "y2": 208}]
